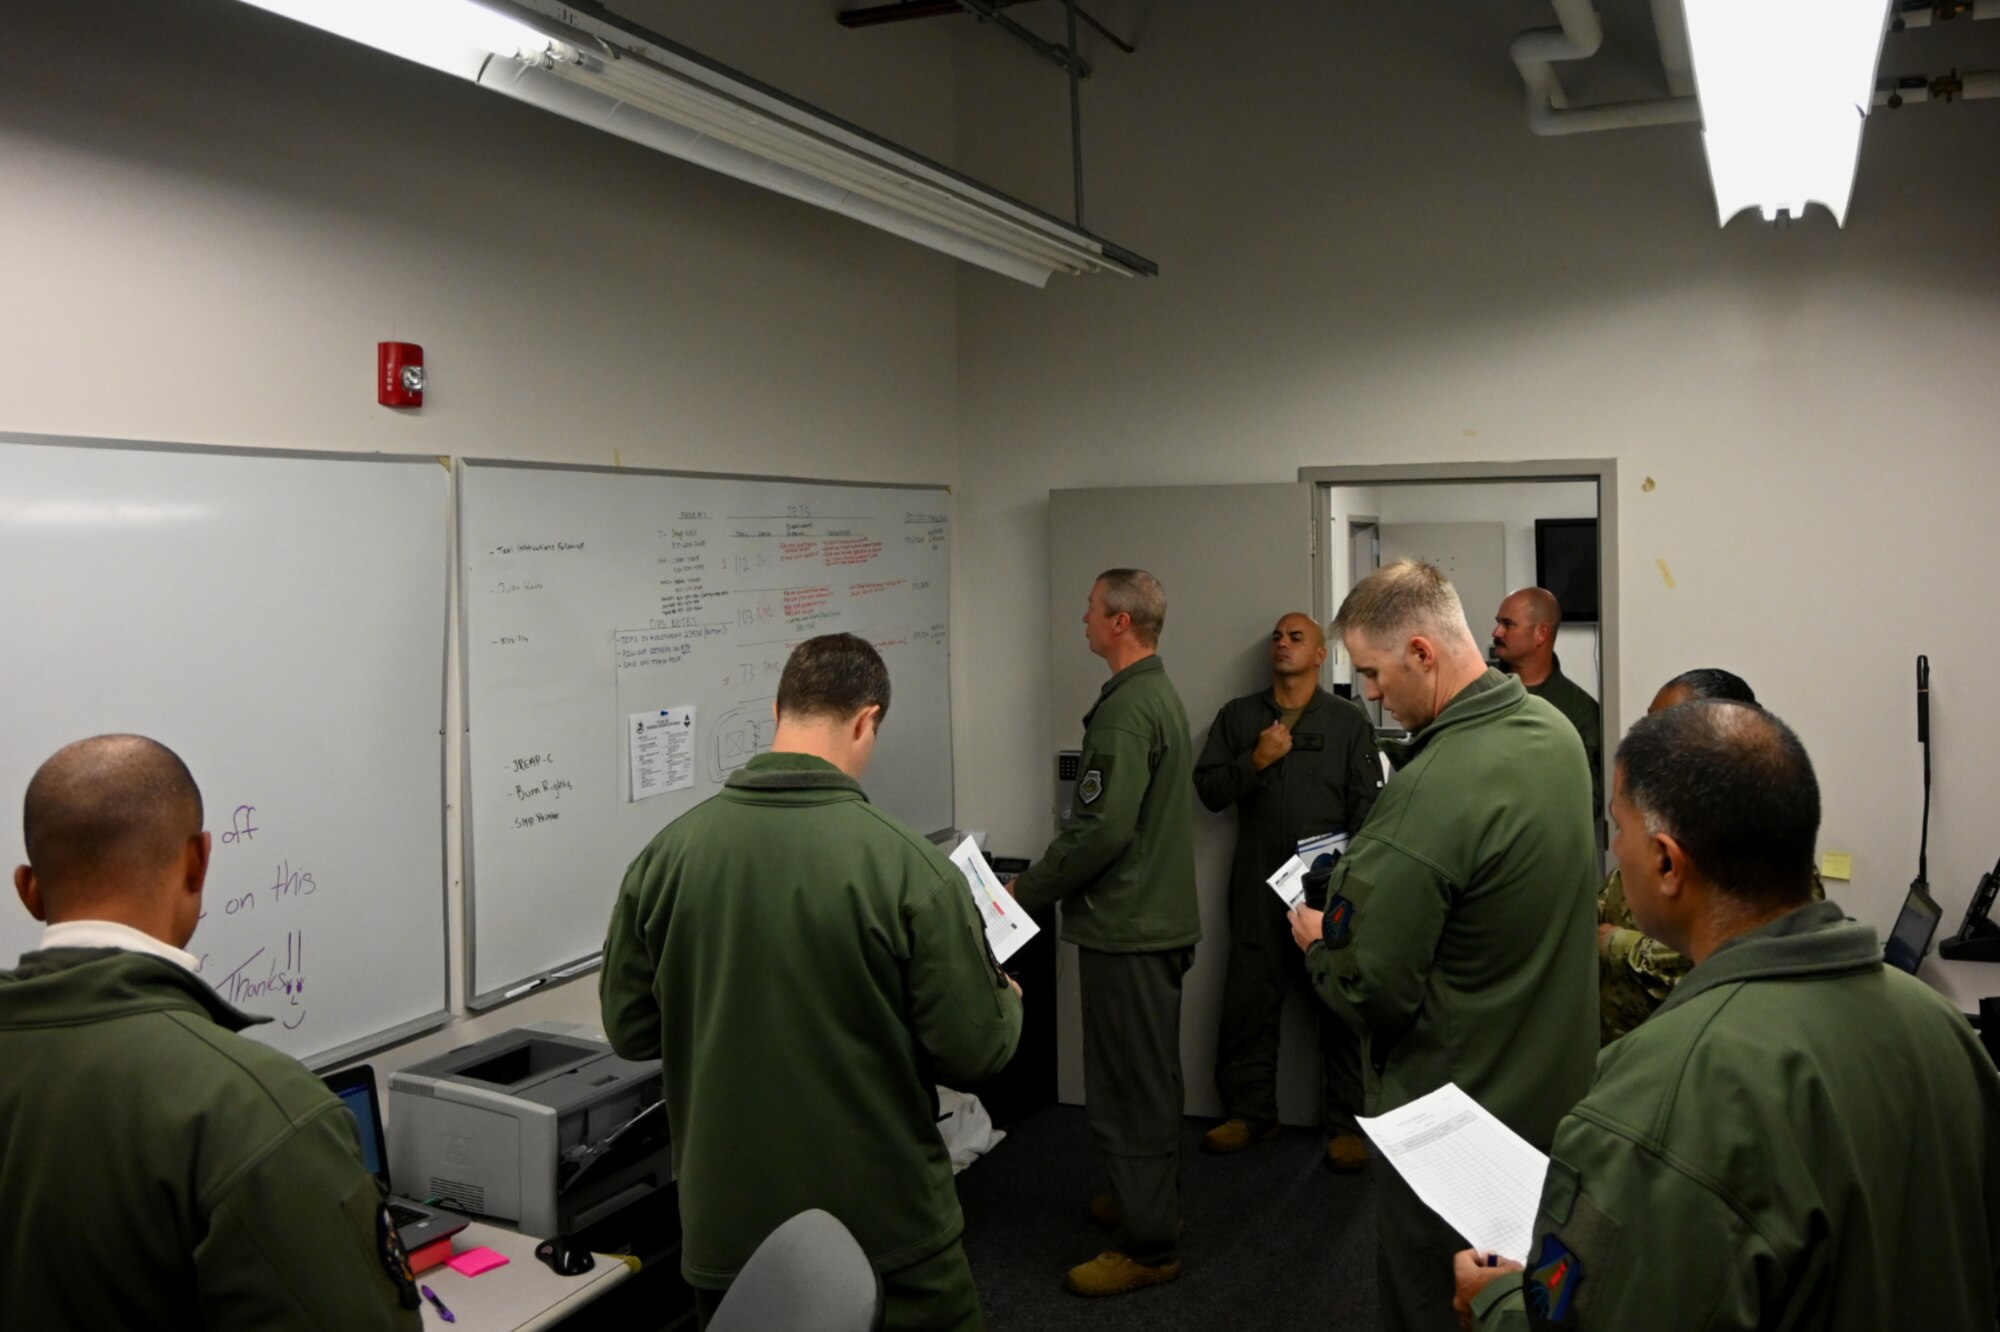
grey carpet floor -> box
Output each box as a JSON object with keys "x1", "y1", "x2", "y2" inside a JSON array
[{"x1": 957, "y1": 1106, "x2": 1382, "y2": 1331}]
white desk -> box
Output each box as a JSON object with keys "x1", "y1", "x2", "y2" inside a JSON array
[{"x1": 416, "y1": 1221, "x2": 635, "y2": 1332}]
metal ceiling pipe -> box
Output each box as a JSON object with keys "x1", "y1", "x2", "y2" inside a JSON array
[
  {"x1": 1511, "y1": 0, "x2": 1699, "y2": 135},
  {"x1": 1891, "y1": 0, "x2": 2000, "y2": 29},
  {"x1": 1876, "y1": 68, "x2": 2000, "y2": 101}
]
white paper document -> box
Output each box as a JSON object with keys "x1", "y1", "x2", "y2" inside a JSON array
[
  {"x1": 1356, "y1": 1082, "x2": 1549, "y2": 1264},
  {"x1": 949, "y1": 836, "x2": 1040, "y2": 964},
  {"x1": 628, "y1": 706, "x2": 696, "y2": 802},
  {"x1": 1267, "y1": 854, "x2": 1311, "y2": 909}
]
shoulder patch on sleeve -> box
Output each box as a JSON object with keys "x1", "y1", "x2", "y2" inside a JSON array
[
  {"x1": 1525, "y1": 1232, "x2": 1581, "y2": 1326},
  {"x1": 1322, "y1": 893, "x2": 1356, "y2": 948},
  {"x1": 1078, "y1": 767, "x2": 1105, "y2": 806}
]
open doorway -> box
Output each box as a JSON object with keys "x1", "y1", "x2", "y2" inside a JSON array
[{"x1": 1308, "y1": 460, "x2": 1619, "y2": 820}]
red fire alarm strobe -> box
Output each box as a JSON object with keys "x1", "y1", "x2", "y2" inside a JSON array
[{"x1": 379, "y1": 342, "x2": 425, "y2": 408}]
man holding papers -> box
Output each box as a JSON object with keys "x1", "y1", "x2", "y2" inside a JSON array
[
  {"x1": 1454, "y1": 702, "x2": 2000, "y2": 1331},
  {"x1": 1288, "y1": 561, "x2": 1599, "y2": 1332},
  {"x1": 1194, "y1": 611, "x2": 1382, "y2": 1170},
  {"x1": 600, "y1": 634, "x2": 1021, "y2": 1332},
  {"x1": 1012, "y1": 568, "x2": 1199, "y2": 1298}
]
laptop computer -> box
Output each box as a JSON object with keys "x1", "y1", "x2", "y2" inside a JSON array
[{"x1": 323, "y1": 1064, "x2": 469, "y2": 1250}]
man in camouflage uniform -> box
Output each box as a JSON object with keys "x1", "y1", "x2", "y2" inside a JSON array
[{"x1": 1598, "y1": 669, "x2": 1823, "y2": 1044}]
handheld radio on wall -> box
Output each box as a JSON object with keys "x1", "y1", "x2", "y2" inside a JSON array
[{"x1": 1886, "y1": 655, "x2": 1944, "y2": 973}]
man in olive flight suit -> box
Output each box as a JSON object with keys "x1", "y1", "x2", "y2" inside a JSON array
[
  {"x1": 1492, "y1": 587, "x2": 1602, "y2": 828},
  {"x1": 1456, "y1": 701, "x2": 2000, "y2": 1331},
  {"x1": 1011, "y1": 567, "x2": 1199, "y2": 1299},
  {"x1": 1, "y1": 734, "x2": 421, "y2": 1331},
  {"x1": 1289, "y1": 561, "x2": 1599, "y2": 1332},
  {"x1": 1195, "y1": 611, "x2": 1382, "y2": 1170},
  {"x1": 601, "y1": 634, "x2": 1021, "y2": 1332}
]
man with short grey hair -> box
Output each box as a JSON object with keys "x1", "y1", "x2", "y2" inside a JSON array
[
  {"x1": 1013, "y1": 567, "x2": 1199, "y2": 1298},
  {"x1": 1290, "y1": 560, "x2": 1598, "y2": 1332},
  {"x1": 1091, "y1": 567, "x2": 1167, "y2": 647}
]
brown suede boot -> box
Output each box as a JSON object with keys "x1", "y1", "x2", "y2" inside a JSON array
[
  {"x1": 1326, "y1": 1131, "x2": 1370, "y2": 1173},
  {"x1": 1200, "y1": 1117, "x2": 1281, "y2": 1154},
  {"x1": 1062, "y1": 1251, "x2": 1182, "y2": 1297}
]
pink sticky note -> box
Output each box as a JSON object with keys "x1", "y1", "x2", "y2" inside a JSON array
[{"x1": 446, "y1": 1247, "x2": 511, "y2": 1277}]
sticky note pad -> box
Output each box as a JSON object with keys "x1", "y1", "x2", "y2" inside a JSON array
[
  {"x1": 1821, "y1": 852, "x2": 1853, "y2": 881},
  {"x1": 447, "y1": 1247, "x2": 511, "y2": 1277}
]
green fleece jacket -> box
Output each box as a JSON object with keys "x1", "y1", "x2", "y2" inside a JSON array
[
  {"x1": 0, "y1": 948, "x2": 420, "y2": 1331},
  {"x1": 599, "y1": 753, "x2": 1022, "y2": 1289},
  {"x1": 1307, "y1": 670, "x2": 1598, "y2": 1150},
  {"x1": 1012, "y1": 655, "x2": 1200, "y2": 952},
  {"x1": 1474, "y1": 902, "x2": 2000, "y2": 1330}
]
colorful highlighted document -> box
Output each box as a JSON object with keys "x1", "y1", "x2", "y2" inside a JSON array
[{"x1": 949, "y1": 836, "x2": 1039, "y2": 965}]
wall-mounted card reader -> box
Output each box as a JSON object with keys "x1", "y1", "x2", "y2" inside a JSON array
[{"x1": 1056, "y1": 749, "x2": 1080, "y2": 830}]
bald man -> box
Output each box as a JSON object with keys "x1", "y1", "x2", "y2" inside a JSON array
[
  {"x1": 2, "y1": 735, "x2": 421, "y2": 1330},
  {"x1": 1491, "y1": 587, "x2": 1602, "y2": 821},
  {"x1": 1194, "y1": 612, "x2": 1383, "y2": 1170}
]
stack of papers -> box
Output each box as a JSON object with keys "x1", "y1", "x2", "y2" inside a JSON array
[
  {"x1": 949, "y1": 836, "x2": 1040, "y2": 964},
  {"x1": 1297, "y1": 830, "x2": 1350, "y2": 865},
  {"x1": 1356, "y1": 1083, "x2": 1550, "y2": 1264}
]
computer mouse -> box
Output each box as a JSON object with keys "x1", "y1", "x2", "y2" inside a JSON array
[{"x1": 534, "y1": 1237, "x2": 597, "y2": 1277}]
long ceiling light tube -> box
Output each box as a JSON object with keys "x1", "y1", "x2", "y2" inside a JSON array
[
  {"x1": 237, "y1": 0, "x2": 1155, "y2": 284},
  {"x1": 554, "y1": 52, "x2": 1109, "y2": 275}
]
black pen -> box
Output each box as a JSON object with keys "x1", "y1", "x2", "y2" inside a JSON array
[{"x1": 420, "y1": 1284, "x2": 456, "y2": 1323}]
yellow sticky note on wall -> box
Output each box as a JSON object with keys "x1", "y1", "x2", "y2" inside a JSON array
[{"x1": 1821, "y1": 852, "x2": 1853, "y2": 881}]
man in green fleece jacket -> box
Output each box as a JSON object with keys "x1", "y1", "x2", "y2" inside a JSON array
[
  {"x1": 600, "y1": 634, "x2": 1022, "y2": 1331},
  {"x1": 1288, "y1": 560, "x2": 1598, "y2": 1332},
  {"x1": 2, "y1": 734, "x2": 420, "y2": 1331},
  {"x1": 1456, "y1": 701, "x2": 2000, "y2": 1331},
  {"x1": 1011, "y1": 567, "x2": 1199, "y2": 1298}
]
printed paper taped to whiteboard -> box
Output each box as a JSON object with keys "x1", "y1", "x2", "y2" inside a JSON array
[
  {"x1": 949, "y1": 836, "x2": 1039, "y2": 965},
  {"x1": 1356, "y1": 1082, "x2": 1549, "y2": 1265},
  {"x1": 628, "y1": 706, "x2": 696, "y2": 802}
]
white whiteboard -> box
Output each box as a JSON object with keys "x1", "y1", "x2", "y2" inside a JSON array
[
  {"x1": 0, "y1": 435, "x2": 450, "y2": 1065},
  {"x1": 459, "y1": 460, "x2": 953, "y2": 1006}
]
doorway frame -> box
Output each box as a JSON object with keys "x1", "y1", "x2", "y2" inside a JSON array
[{"x1": 1301, "y1": 458, "x2": 1621, "y2": 771}]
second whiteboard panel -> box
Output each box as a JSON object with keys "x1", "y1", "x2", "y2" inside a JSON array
[{"x1": 459, "y1": 460, "x2": 953, "y2": 1006}]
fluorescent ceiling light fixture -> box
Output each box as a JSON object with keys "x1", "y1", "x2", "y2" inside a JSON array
[
  {"x1": 1682, "y1": 0, "x2": 1891, "y2": 226},
  {"x1": 238, "y1": 0, "x2": 556, "y2": 81},
  {"x1": 237, "y1": 0, "x2": 1155, "y2": 286}
]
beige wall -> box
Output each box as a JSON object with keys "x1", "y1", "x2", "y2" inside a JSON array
[
  {"x1": 953, "y1": 5, "x2": 2000, "y2": 1009},
  {"x1": 2, "y1": 0, "x2": 964, "y2": 1071}
]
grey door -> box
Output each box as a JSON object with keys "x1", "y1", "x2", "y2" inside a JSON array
[{"x1": 1047, "y1": 482, "x2": 1325, "y2": 1124}]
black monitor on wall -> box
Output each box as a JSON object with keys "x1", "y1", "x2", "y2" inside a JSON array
[{"x1": 1535, "y1": 518, "x2": 1599, "y2": 625}]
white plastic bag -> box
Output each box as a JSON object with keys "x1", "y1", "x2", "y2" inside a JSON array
[{"x1": 934, "y1": 1086, "x2": 1006, "y2": 1173}]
